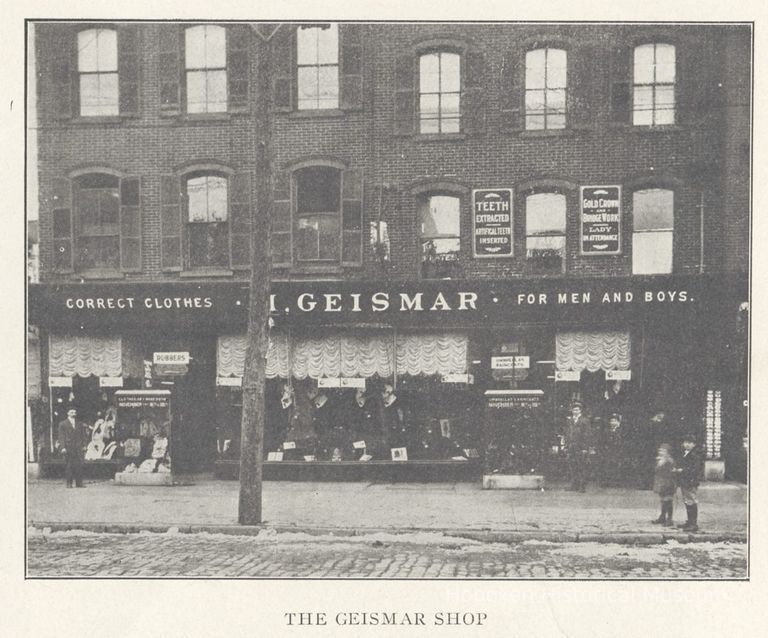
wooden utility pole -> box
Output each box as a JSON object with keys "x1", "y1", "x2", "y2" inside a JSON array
[{"x1": 238, "y1": 24, "x2": 277, "y2": 524}]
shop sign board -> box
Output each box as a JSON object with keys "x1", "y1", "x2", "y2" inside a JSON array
[
  {"x1": 115, "y1": 390, "x2": 171, "y2": 409},
  {"x1": 99, "y1": 376, "x2": 124, "y2": 388},
  {"x1": 49, "y1": 376, "x2": 73, "y2": 387},
  {"x1": 154, "y1": 364, "x2": 188, "y2": 377},
  {"x1": 442, "y1": 373, "x2": 474, "y2": 384},
  {"x1": 555, "y1": 370, "x2": 581, "y2": 382},
  {"x1": 216, "y1": 376, "x2": 242, "y2": 387},
  {"x1": 318, "y1": 377, "x2": 366, "y2": 389},
  {"x1": 606, "y1": 369, "x2": 631, "y2": 381},
  {"x1": 580, "y1": 186, "x2": 622, "y2": 255},
  {"x1": 472, "y1": 188, "x2": 513, "y2": 257},
  {"x1": 154, "y1": 352, "x2": 190, "y2": 365},
  {"x1": 491, "y1": 355, "x2": 530, "y2": 370},
  {"x1": 485, "y1": 390, "x2": 544, "y2": 410}
]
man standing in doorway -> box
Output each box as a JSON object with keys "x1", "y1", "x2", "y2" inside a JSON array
[
  {"x1": 58, "y1": 407, "x2": 86, "y2": 488},
  {"x1": 564, "y1": 401, "x2": 593, "y2": 492}
]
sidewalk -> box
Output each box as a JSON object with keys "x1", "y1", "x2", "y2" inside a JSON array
[{"x1": 27, "y1": 477, "x2": 748, "y2": 544}]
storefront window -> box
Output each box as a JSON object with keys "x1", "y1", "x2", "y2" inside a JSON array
[
  {"x1": 297, "y1": 24, "x2": 339, "y2": 110},
  {"x1": 185, "y1": 25, "x2": 227, "y2": 113},
  {"x1": 295, "y1": 166, "x2": 341, "y2": 261},
  {"x1": 75, "y1": 173, "x2": 121, "y2": 270},
  {"x1": 419, "y1": 195, "x2": 461, "y2": 278},
  {"x1": 632, "y1": 188, "x2": 673, "y2": 274},
  {"x1": 186, "y1": 173, "x2": 229, "y2": 268},
  {"x1": 525, "y1": 192, "x2": 566, "y2": 274}
]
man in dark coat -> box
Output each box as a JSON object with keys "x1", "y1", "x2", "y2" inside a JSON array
[
  {"x1": 58, "y1": 407, "x2": 87, "y2": 487},
  {"x1": 564, "y1": 402, "x2": 593, "y2": 491},
  {"x1": 380, "y1": 383, "x2": 408, "y2": 450},
  {"x1": 674, "y1": 432, "x2": 705, "y2": 532}
]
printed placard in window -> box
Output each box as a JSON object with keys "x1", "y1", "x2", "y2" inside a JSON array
[
  {"x1": 472, "y1": 189, "x2": 514, "y2": 258},
  {"x1": 579, "y1": 185, "x2": 622, "y2": 256}
]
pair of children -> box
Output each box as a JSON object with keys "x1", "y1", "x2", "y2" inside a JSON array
[{"x1": 652, "y1": 434, "x2": 704, "y2": 532}]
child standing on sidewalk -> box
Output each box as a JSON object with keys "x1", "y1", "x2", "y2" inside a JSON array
[
  {"x1": 652, "y1": 443, "x2": 675, "y2": 526},
  {"x1": 673, "y1": 433, "x2": 705, "y2": 532}
]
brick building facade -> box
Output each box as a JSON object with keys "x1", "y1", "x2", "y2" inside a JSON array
[{"x1": 29, "y1": 22, "x2": 750, "y2": 481}]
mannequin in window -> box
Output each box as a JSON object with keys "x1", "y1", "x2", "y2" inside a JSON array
[
  {"x1": 283, "y1": 380, "x2": 316, "y2": 459},
  {"x1": 380, "y1": 383, "x2": 407, "y2": 450},
  {"x1": 344, "y1": 388, "x2": 382, "y2": 459},
  {"x1": 311, "y1": 387, "x2": 333, "y2": 458}
]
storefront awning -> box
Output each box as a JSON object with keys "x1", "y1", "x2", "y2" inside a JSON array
[
  {"x1": 555, "y1": 331, "x2": 630, "y2": 372},
  {"x1": 49, "y1": 334, "x2": 122, "y2": 377}
]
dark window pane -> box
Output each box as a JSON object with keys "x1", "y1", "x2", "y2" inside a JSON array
[
  {"x1": 188, "y1": 222, "x2": 229, "y2": 268},
  {"x1": 296, "y1": 166, "x2": 340, "y2": 213},
  {"x1": 121, "y1": 179, "x2": 140, "y2": 206},
  {"x1": 52, "y1": 209, "x2": 71, "y2": 238},
  {"x1": 77, "y1": 236, "x2": 120, "y2": 270},
  {"x1": 342, "y1": 201, "x2": 361, "y2": 230}
]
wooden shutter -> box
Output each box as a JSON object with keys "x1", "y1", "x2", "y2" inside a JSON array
[
  {"x1": 52, "y1": 178, "x2": 74, "y2": 272},
  {"x1": 229, "y1": 171, "x2": 252, "y2": 269},
  {"x1": 51, "y1": 26, "x2": 77, "y2": 119},
  {"x1": 158, "y1": 24, "x2": 182, "y2": 115},
  {"x1": 272, "y1": 28, "x2": 294, "y2": 111},
  {"x1": 118, "y1": 25, "x2": 140, "y2": 116},
  {"x1": 119, "y1": 177, "x2": 142, "y2": 272},
  {"x1": 462, "y1": 50, "x2": 485, "y2": 134},
  {"x1": 340, "y1": 24, "x2": 363, "y2": 110},
  {"x1": 568, "y1": 46, "x2": 594, "y2": 129},
  {"x1": 160, "y1": 175, "x2": 182, "y2": 270},
  {"x1": 393, "y1": 54, "x2": 415, "y2": 135},
  {"x1": 271, "y1": 171, "x2": 292, "y2": 267},
  {"x1": 342, "y1": 168, "x2": 363, "y2": 266},
  {"x1": 609, "y1": 45, "x2": 631, "y2": 124},
  {"x1": 227, "y1": 25, "x2": 250, "y2": 113},
  {"x1": 679, "y1": 43, "x2": 712, "y2": 126},
  {"x1": 500, "y1": 51, "x2": 522, "y2": 132}
]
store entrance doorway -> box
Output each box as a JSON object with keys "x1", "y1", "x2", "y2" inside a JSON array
[{"x1": 144, "y1": 333, "x2": 217, "y2": 473}]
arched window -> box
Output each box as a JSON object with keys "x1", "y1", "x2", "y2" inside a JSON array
[
  {"x1": 185, "y1": 172, "x2": 229, "y2": 268},
  {"x1": 525, "y1": 48, "x2": 567, "y2": 130},
  {"x1": 633, "y1": 43, "x2": 675, "y2": 126},
  {"x1": 297, "y1": 23, "x2": 339, "y2": 110},
  {"x1": 77, "y1": 29, "x2": 118, "y2": 116},
  {"x1": 419, "y1": 51, "x2": 461, "y2": 134},
  {"x1": 632, "y1": 188, "x2": 673, "y2": 274},
  {"x1": 525, "y1": 192, "x2": 566, "y2": 273},
  {"x1": 185, "y1": 25, "x2": 227, "y2": 113},
  {"x1": 295, "y1": 166, "x2": 342, "y2": 261},
  {"x1": 419, "y1": 195, "x2": 461, "y2": 278}
]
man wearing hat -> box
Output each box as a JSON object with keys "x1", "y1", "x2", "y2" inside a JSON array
[
  {"x1": 57, "y1": 407, "x2": 87, "y2": 487},
  {"x1": 564, "y1": 401, "x2": 593, "y2": 492},
  {"x1": 673, "y1": 432, "x2": 705, "y2": 532}
]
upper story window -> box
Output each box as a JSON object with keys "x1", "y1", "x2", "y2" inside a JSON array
[
  {"x1": 632, "y1": 188, "x2": 673, "y2": 274},
  {"x1": 77, "y1": 29, "x2": 118, "y2": 116},
  {"x1": 525, "y1": 192, "x2": 566, "y2": 274},
  {"x1": 633, "y1": 43, "x2": 676, "y2": 126},
  {"x1": 419, "y1": 195, "x2": 461, "y2": 278},
  {"x1": 186, "y1": 173, "x2": 229, "y2": 268},
  {"x1": 75, "y1": 174, "x2": 121, "y2": 269},
  {"x1": 419, "y1": 51, "x2": 460, "y2": 134},
  {"x1": 185, "y1": 25, "x2": 227, "y2": 113},
  {"x1": 297, "y1": 24, "x2": 339, "y2": 110},
  {"x1": 525, "y1": 48, "x2": 567, "y2": 130},
  {"x1": 295, "y1": 166, "x2": 341, "y2": 261}
]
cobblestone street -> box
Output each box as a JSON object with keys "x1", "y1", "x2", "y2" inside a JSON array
[{"x1": 26, "y1": 529, "x2": 747, "y2": 579}]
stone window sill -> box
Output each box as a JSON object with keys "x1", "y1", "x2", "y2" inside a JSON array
[
  {"x1": 179, "y1": 268, "x2": 234, "y2": 278},
  {"x1": 72, "y1": 269, "x2": 125, "y2": 280}
]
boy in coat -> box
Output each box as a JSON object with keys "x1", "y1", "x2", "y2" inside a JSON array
[
  {"x1": 57, "y1": 407, "x2": 87, "y2": 487},
  {"x1": 673, "y1": 432, "x2": 705, "y2": 532},
  {"x1": 564, "y1": 402, "x2": 593, "y2": 492}
]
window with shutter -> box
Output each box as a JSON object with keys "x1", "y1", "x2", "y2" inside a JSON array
[
  {"x1": 161, "y1": 175, "x2": 183, "y2": 270},
  {"x1": 52, "y1": 178, "x2": 74, "y2": 272},
  {"x1": 339, "y1": 24, "x2": 363, "y2": 110},
  {"x1": 185, "y1": 173, "x2": 230, "y2": 268},
  {"x1": 342, "y1": 168, "x2": 363, "y2": 265},
  {"x1": 295, "y1": 166, "x2": 341, "y2": 262},
  {"x1": 271, "y1": 171, "x2": 292, "y2": 267},
  {"x1": 158, "y1": 25, "x2": 182, "y2": 114},
  {"x1": 229, "y1": 172, "x2": 252, "y2": 268},
  {"x1": 118, "y1": 26, "x2": 140, "y2": 116},
  {"x1": 419, "y1": 195, "x2": 461, "y2": 279},
  {"x1": 119, "y1": 177, "x2": 141, "y2": 271},
  {"x1": 393, "y1": 53, "x2": 415, "y2": 135},
  {"x1": 74, "y1": 174, "x2": 121, "y2": 270},
  {"x1": 500, "y1": 51, "x2": 522, "y2": 131}
]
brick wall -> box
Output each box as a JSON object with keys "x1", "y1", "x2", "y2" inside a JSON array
[{"x1": 34, "y1": 22, "x2": 749, "y2": 285}]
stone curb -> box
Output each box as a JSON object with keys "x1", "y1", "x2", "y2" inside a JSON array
[{"x1": 29, "y1": 521, "x2": 746, "y2": 545}]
